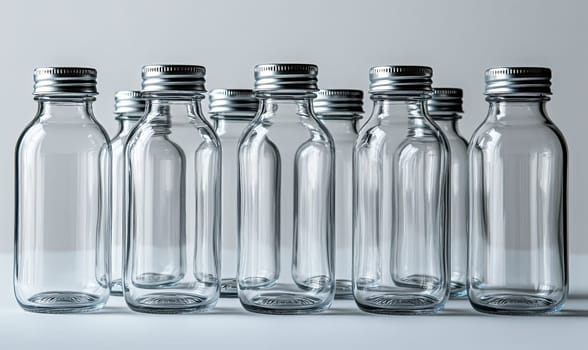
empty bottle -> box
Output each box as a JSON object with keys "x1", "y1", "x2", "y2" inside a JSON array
[
  {"x1": 428, "y1": 88, "x2": 468, "y2": 299},
  {"x1": 238, "y1": 64, "x2": 335, "y2": 314},
  {"x1": 469, "y1": 67, "x2": 568, "y2": 314},
  {"x1": 110, "y1": 90, "x2": 145, "y2": 296},
  {"x1": 124, "y1": 65, "x2": 221, "y2": 313},
  {"x1": 313, "y1": 89, "x2": 363, "y2": 299},
  {"x1": 353, "y1": 66, "x2": 450, "y2": 314},
  {"x1": 209, "y1": 89, "x2": 258, "y2": 297},
  {"x1": 15, "y1": 67, "x2": 111, "y2": 313}
]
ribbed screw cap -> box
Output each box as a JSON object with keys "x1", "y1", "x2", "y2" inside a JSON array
[
  {"x1": 33, "y1": 67, "x2": 97, "y2": 95},
  {"x1": 369, "y1": 65, "x2": 433, "y2": 96},
  {"x1": 209, "y1": 89, "x2": 258, "y2": 118},
  {"x1": 313, "y1": 89, "x2": 364, "y2": 118},
  {"x1": 141, "y1": 64, "x2": 206, "y2": 95},
  {"x1": 114, "y1": 90, "x2": 145, "y2": 118},
  {"x1": 427, "y1": 88, "x2": 463, "y2": 117},
  {"x1": 485, "y1": 67, "x2": 551, "y2": 95},
  {"x1": 254, "y1": 64, "x2": 319, "y2": 93}
]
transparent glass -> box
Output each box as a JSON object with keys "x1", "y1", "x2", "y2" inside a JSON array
[
  {"x1": 14, "y1": 96, "x2": 111, "y2": 313},
  {"x1": 214, "y1": 117, "x2": 252, "y2": 297},
  {"x1": 468, "y1": 96, "x2": 568, "y2": 314},
  {"x1": 434, "y1": 115, "x2": 468, "y2": 299},
  {"x1": 353, "y1": 97, "x2": 450, "y2": 314},
  {"x1": 124, "y1": 96, "x2": 221, "y2": 313},
  {"x1": 238, "y1": 94, "x2": 335, "y2": 314},
  {"x1": 110, "y1": 117, "x2": 140, "y2": 296},
  {"x1": 320, "y1": 117, "x2": 359, "y2": 299}
]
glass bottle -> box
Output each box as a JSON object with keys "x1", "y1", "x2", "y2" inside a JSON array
[
  {"x1": 209, "y1": 89, "x2": 257, "y2": 297},
  {"x1": 469, "y1": 67, "x2": 568, "y2": 315},
  {"x1": 353, "y1": 66, "x2": 450, "y2": 314},
  {"x1": 124, "y1": 65, "x2": 221, "y2": 313},
  {"x1": 238, "y1": 64, "x2": 335, "y2": 314},
  {"x1": 428, "y1": 88, "x2": 468, "y2": 299},
  {"x1": 110, "y1": 91, "x2": 144, "y2": 296},
  {"x1": 313, "y1": 89, "x2": 363, "y2": 299},
  {"x1": 14, "y1": 67, "x2": 111, "y2": 313}
]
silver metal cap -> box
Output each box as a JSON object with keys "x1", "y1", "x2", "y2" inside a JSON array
[
  {"x1": 313, "y1": 89, "x2": 364, "y2": 118},
  {"x1": 114, "y1": 90, "x2": 145, "y2": 118},
  {"x1": 209, "y1": 89, "x2": 258, "y2": 118},
  {"x1": 141, "y1": 64, "x2": 206, "y2": 96},
  {"x1": 33, "y1": 67, "x2": 97, "y2": 95},
  {"x1": 254, "y1": 64, "x2": 318, "y2": 93},
  {"x1": 485, "y1": 67, "x2": 552, "y2": 95},
  {"x1": 369, "y1": 65, "x2": 433, "y2": 96},
  {"x1": 427, "y1": 88, "x2": 464, "y2": 117}
]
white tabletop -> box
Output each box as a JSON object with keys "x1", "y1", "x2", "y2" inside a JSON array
[{"x1": 1, "y1": 253, "x2": 587, "y2": 350}]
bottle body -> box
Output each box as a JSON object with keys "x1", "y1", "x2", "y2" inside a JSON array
[
  {"x1": 468, "y1": 98, "x2": 567, "y2": 314},
  {"x1": 353, "y1": 98, "x2": 450, "y2": 314},
  {"x1": 435, "y1": 118, "x2": 468, "y2": 298},
  {"x1": 321, "y1": 118, "x2": 358, "y2": 298},
  {"x1": 215, "y1": 118, "x2": 251, "y2": 297},
  {"x1": 15, "y1": 97, "x2": 111, "y2": 313},
  {"x1": 238, "y1": 97, "x2": 335, "y2": 313},
  {"x1": 110, "y1": 118, "x2": 140, "y2": 296},
  {"x1": 124, "y1": 97, "x2": 221, "y2": 313}
]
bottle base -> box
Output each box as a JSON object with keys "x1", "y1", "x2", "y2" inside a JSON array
[
  {"x1": 20, "y1": 291, "x2": 107, "y2": 314},
  {"x1": 133, "y1": 273, "x2": 183, "y2": 288},
  {"x1": 241, "y1": 293, "x2": 332, "y2": 315},
  {"x1": 356, "y1": 293, "x2": 445, "y2": 315},
  {"x1": 470, "y1": 293, "x2": 565, "y2": 315},
  {"x1": 220, "y1": 278, "x2": 238, "y2": 298},
  {"x1": 335, "y1": 280, "x2": 353, "y2": 300},
  {"x1": 449, "y1": 281, "x2": 467, "y2": 299},
  {"x1": 126, "y1": 292, "x2": 217, "y2": 314},
  {"x1": 110, "y1": 279, "x2": 123, "y2": 297}
]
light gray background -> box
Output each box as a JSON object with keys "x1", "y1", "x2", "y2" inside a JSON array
[{"x1": 0, "y1": 0, "x2": 586, "y2": 253}]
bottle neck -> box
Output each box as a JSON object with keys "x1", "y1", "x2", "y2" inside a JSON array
[
  {"x1": 318, "y1": 117, "x2": 359, "y2": 135},
  {"x1": 431, "y1": 116, "x2": 461, "y2": 136},
  {"x1": 214, "y1": 117, "x2": 253, "y2": 136},
  {"x1": 35, "y1": 96, "x2": 96, "y2": 121},
  {"x1": 367, "y1": 97, "x2": 439, "y2": 138},
  {"x1": 143, "y1": 96, "x2": 206, "y2": 124},
  {"x1": 257, "y1": 94, "x2": 316, "y2": 121},
  {"x1": 115, "y1": 117, "x2": 140, "y2": 136},
  {"x1": 486, "y1": 96, "x2": 550, "y2": 123},
  {"x1": 370, "y1": 97, "x2": 429, "y2": 121}
]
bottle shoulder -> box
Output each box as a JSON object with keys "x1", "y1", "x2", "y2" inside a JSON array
[
  {"x1": 240, "y1": 117, "x2": 333, "y2": 146},
  {"x1": 17, "y1": 119, "x2": 110, "y2": 153},
  {"x1": 356, "y1": 122, "x2": 446, "y2": 149},
  {"x1": 330, "y1": 132, "x2": 358, "y2": 145},
  {"x1": 127, "y1": 120, "x2": 221, "y2": 148},
  {"x1": 110, "y1": 133, "x2": 129, "y2": 153},
  {"x1": 444, "y1": 133, "x2": 469, "y2": 149},
  {"x1": 217, "y1": 129, "x2": 245, "y2": 142},
  {"x1": 469, "y1": 120, "x2": 567, "y2": 154}
]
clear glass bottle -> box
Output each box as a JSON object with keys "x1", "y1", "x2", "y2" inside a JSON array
[
  {"x1": 353, "y1": 66, "x2": 450, "y2": 314},
  {"x1": 124, "y1": 65, "x2": 221, "y2": 313},
  {"x1": 469, "y1": 67, "x2": 568, "y2": 315},
  {"x1": 238, "y1": 64, "x2": 335, "y2": 314},
  {"x1": 313, "y1": 89, "x2": 363, "y2": 299},
  {"x1": 428, "y1": 88, "x2": 468, "y2": 299},
  {"x1": 15, "y1": 67, "x2": 111, "y2": 313},
  {"x1": 110, "y1": 91, "x2": 144, "y2": 296},
  {"x1": 209, "y1": 89, "x2": 257, "y2": 297}
]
